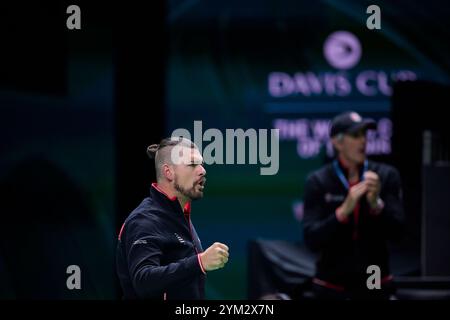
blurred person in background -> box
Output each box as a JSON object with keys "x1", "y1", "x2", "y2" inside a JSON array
[{"x1": 303, "y1": 111, "x2": 405, "y2": 300}]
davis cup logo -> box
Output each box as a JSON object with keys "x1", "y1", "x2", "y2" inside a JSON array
[
  {"x1": 323, "y1": 31, "x2": 362, "y2": 70},
  {"x1": 267, "y1": 29, "x2": 416, "y2": 100}
]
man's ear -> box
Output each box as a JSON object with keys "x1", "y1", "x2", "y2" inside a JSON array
[
  {"x1": 331, "y1": 136, "x2": 342, "y2": 152},
  {"x1": 162, "y1": 164, "x2": 174, "y2": 182}
]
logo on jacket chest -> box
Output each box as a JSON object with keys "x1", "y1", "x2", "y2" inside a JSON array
[
  {"x1": 174, "y1": 233, "x2": 186, "y2": 244},
  {"x1": 324, "y1": 193, "x2": 345, "y2": 203},
  {"x1": 174, "y1": 233, "x2": 201, "y2": 248}
]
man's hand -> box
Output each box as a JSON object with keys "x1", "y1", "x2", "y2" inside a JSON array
[
  {"x1": 200, "y1": 242, "x2": 229, "y2": 271},
  {"x1": 337, "y1": 181, "x2": 368, "y2": 217},
  {"x1": 364, "y1": 171, "x2": 381, "y2": 208}
]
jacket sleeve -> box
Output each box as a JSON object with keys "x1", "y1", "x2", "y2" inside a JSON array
[
  {"x1": 371, "y1": 167, "x2": 406, "y2": 240},
  {"x1": 125, "y1": 217, "x2": 203, "y2": 298},
  {"x1": 302, "y1": 174, "x2": 347, "y2": 251}
]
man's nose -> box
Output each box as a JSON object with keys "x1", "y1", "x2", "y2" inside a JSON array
[{"x1": 198, "y1": 165, "x2": 206, "y2": 176}]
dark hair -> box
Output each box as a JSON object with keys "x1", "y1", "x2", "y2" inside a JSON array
[
  {"x1": 147, "y1": 137, "x2": 198, "y2": 181},
  {"x1": 146, "y1": 137, "x2": 196, "y2": 159}
]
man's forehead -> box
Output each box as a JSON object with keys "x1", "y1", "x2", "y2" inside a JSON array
[
  {"x1": 171, "y1": 145, "x2": 203, "y2": 164},
  {"x1": 188, "y1": 149, "x2": 203, "y2": 163}
]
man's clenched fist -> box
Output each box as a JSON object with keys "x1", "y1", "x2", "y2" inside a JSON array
[{"x1": 199, "y1": 242, "x2": 229, "y2": 271}]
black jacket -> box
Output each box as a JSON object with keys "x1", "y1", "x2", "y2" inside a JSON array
[
  {"x1": 303, "y1": 160, "x2": 405, "y2": 290},
  {"x1": 116, "y1": 184, "x2": 206, "y2": 299}
]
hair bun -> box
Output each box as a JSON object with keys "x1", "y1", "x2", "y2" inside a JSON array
[{"x1": 146, "y1": 144, "x2": 159, "y2": 159}]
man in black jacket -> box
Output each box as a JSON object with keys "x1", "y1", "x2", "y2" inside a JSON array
[
  {"x1": 303, "y1": 111, "x2": 405, "y2": 300},
  {"x1": 116, "y1": 137, "x2": 229, "y2": 299}
]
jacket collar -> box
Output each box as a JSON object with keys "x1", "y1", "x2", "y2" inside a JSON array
[{"x1": 151, "y1": 183, "x2": 191, "y2": 215}]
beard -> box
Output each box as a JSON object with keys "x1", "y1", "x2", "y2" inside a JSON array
[{"x1": 174, "y1": 177, "x2": 203, "y2": 201}]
